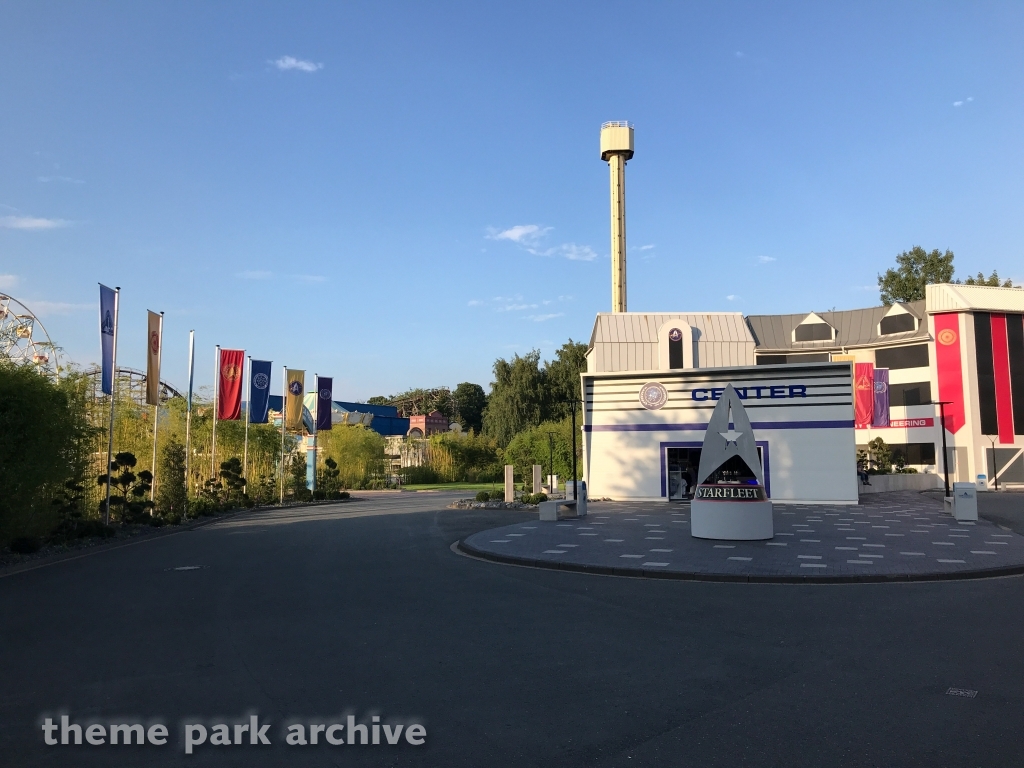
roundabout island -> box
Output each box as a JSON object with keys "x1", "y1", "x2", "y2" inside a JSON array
[{"x1": 459, "y1": 491, "x2": 1024, "y2": 584}]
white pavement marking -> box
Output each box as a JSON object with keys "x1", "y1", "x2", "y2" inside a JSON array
[
  {"x1": 847, "y1": 537, "x2": 867, "y2": 540},
  {"x1": 650, "y1": 548, "x2": 673, "y2": 552},
  {"x1": 643, "y1": 562, "x2": 669, "y2": 567},
  {"x1": 862, "y1": 543, "x2": 885, "y2": 548},
  {"x1": 620, "y1": 554, "x2": 644, "y2": 559},
  {"x1": 835, "y1": 546, "x2": 859, "y2": 551},
  {"x1": 933, "y1": 542, "x2": 955, "y2": 546},
  {"x1": 884, "y1": 533, "x2": 904, "y2": 537},
  {"x1": 801, "y1": 563, "x2": 827, "y2": 568},
  {"x1": 645, "y1": 537, "x2": 665, "y2": 540},
  {"x1": 490, "y1": 540, "x2": 511, "y2": 543},
  {"x1": 579, "y1": 533, "x2": 598, "y2": 536},
  {"x1": 800, "y1": 539, "x2": 821, "y2": 543},
  {"x1": 555, "y1": 544, "x2": 578, "y2": 547},
  {"x1": 507, "y1": 534, "x2": 525, "y2": 537},
  {"x1": 798, "y1": 555, "x2": 822, "y2": 560},
  {"x1": 604, "y1": 539, "x2": 625, "y2": 542},
  {"x1": 766, "y1": 542, "x2": 788, "y2": 546},
  {"x1": 937, "y1": 559, "x2": 966, "y2": 564},
  {"x1": 542, "y1": 550, "x2": 567, "y2": 554},
  {"x1": 991, "y1": 534, "x2": 1012, "y2": 538},
  {"x1": 728, "y1": 556, "x2": 753, "y2": 561},
  {"x1": 714, "y1": 545, "x2": 735, "y2": 549},
  {"x1": 985, "y1": 541, "x2": 1009, "y2": 545},
  {"x1": 900, "y1": 552, "x2": 926, "y2": 556},
  {"x1": 847, "y1": 560, "x2": 874, "y2": 565},
  {"x1": 971, "y1": 550, "x2": 997, "y2": 555},
  {"x1": 860, "y1": 554, "x2": 884, "y2": 558},
  {"x1": 776, "y1": 533, "x2": 794, "y2": 536}
]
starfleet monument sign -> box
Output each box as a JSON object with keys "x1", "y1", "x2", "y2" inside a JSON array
[{"x1": 691, "y1": 383, "x2": 774, "y2": 541}]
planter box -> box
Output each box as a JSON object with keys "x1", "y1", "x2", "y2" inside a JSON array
[{"x1": 858, "y1": 473, "x2": 942, "y2": 494}]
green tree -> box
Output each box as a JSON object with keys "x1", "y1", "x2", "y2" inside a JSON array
[
  {"x1": 156, "y1": 437, "x2": 188, "y2": 520},
  {"x1": 962, "y1": 270, "x2": 1014, "y2": 287},
  {"x1": 97, "y1": 452, "x2": 154, "y2": 524},
  {"x1": 317, "y1": 425, "x2": 387, "y2": 489},
  {"x1": 482, "y1": 350, "x2": 546, "y2": 447},
  {"x1": 0, "y1": 363, "x2": 97, "y2": 544},
  {"x1": 504, "y1": 419, "x2": 580, "y2": 483},
  {"x1": 453, "y1": 382, "x2": 487, "y2": 433},
  {"x1": 877, "y1": 247, "x2": 955, "y2": 305},
  {"x1": 543, "y1": 340, "x2": 588, "y2": 421},
  {"x1": 218, "y1": 457, "x2": 247, "y2": 504},
  {"x1": 287, "y1": 453, "x2": 310, "y2": 501}
]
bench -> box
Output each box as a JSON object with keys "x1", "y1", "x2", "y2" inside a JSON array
[{"x1": 539, "y1": 496, "x2": 587, "y2": 521}]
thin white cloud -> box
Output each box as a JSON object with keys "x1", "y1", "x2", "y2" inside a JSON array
[
  {"x1": 487, "y1": 224, "x2": 597, "y2": 262},
  {"x1": 637, "y1": 244, "x2": 655, "y2": 251},
  {"x1": 953, "y1": 101, "x2": 963, "y2": 107},
  {"x1": 22, "y1": 300, "x2": 92, "y2": 316},
  {"x1": 271, "y1": 56, "x2": 323, "y2": 72},
  {"x1": 487, "y1": 224, "x2": 550, "y2": 244},
  {"x1": 527, "y1": 313, "x2": 564, "y2": 322},
  {"x1": 239, "y1": 270, "x2": 273, "y2": 280},
  {"x1": 726, "y1": 294, "x2": 740, "y2": 301},
  {"x1": 0, "y1": 215, "x2": 68, "y2": 230},
  {"x1": 758, "y1": 255, "x2": 777, "y2": 263},
  {"x1": 500, "y1": 303, "x2": 538, "y2": 312},
  {"x1": 0, "y1": 274, "x2": 18, "y2": 290},
  {"x1": 735, "y1": 51, "x2": 744, "y2": 58},
  {"x1": 467, "y1": 299, "x2": 483, "y2": 306},
  {"x1": 38, "y1": 175, "x2": 84, "y2": 184},
  {"x1": 292, "y1": 274, "x2": 327, "y2": 283}
]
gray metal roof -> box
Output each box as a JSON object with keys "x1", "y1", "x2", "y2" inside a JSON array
[{"x1": 745, "y1": 300, "x2": 928, "y2": 352}]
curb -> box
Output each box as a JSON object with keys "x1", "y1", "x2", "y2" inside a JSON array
[{"x1": 456, "y1": 538, "x2": 1024, "y2": 585}]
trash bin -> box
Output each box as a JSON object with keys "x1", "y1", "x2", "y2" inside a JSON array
[{"x1": 952, "y1": 482, "x2": 978, "y2": 522}]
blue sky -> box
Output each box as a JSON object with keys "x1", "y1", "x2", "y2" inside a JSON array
[{"x1": 2, "y1": 2, "x2": 1022, "y2": 398}]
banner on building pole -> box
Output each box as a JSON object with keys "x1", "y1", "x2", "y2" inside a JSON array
[
  {"x1": 146, "y1": 311, "x2": 163, "y2": 406},
  {"x1": 99, "y1": 284, "x2": 117, "y2": 395},
  {"x1": 316, "y1": 376, "x2": 333, "y2": 432},
  {"x1": 217, "y1": 349, "x2": 245, "y2": 421},
  {"x1": 854, "y1": 362, "x2": 874, "y2": 429},
  {"x1": 872, "y1": 367, "x2": 890, "y2": 427},
  {"x1": 285, "y1": 369, "x2": 305, "y2": 430},
  {"x1": 248, "y1": 360, "x2": 273, "y2": 424}
]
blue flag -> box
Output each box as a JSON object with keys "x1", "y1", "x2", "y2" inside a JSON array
[
  {"x1": 99, "y1": 284, "x2": 117, "y2": 395},
  {"x1": 248, "y1": 359, "x2": 273, "y2": 424},
  {"x1": 316, "y1": 376, "x2": 333, "y2": 431}
]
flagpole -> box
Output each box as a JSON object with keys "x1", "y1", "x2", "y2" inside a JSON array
[
  {"x1": 150, "y1": 311, "x2": 164, "y2": 502},
  {"x1": 312, "y1": 374, "x2": 318, "y2": 495},
  {"x1": 243, "y1": 355, "x2": 251, "y2": 482},
  {"x1": 280, "y1": 365, "x2": 287, "y2": 505},
  {"x1": 212, "y1": 345, "x2": 220, "y2": 482},
  {"x1": 103, "y1": 287, "x2": 120, "y2": 527},
  {"x1": 184, "y1": 330, "x2": 195, "y2": 512}
]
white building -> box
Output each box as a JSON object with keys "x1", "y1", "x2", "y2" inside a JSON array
[{"x1": 581, "y1": 285, "x2": 1024, "y2": 502}]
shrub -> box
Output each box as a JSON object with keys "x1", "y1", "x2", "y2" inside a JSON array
[
  {"x1": 77, "y1": 519, "x2": 116, "y2": 539},
  {"x1": 9, "y1": 536, "x2": 41, "y2": 554},
  {"x1": 475, "y1": 490, "x2": 490, "y2": 502},
  {"x1": 339, "y1": 491, "x2": 350, "y2": 500},
  {"x1": 156, "y1": 438, "x2": 187, "y2": 519}
]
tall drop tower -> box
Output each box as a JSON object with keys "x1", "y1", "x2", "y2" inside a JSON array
[{"x1": 600, "y1": 121, "x2": 634, "y2": 313}]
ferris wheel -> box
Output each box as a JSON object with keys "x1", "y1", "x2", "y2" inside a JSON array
[{"x1": 0, "y1": 294, "x2": 62, "y2": 377}]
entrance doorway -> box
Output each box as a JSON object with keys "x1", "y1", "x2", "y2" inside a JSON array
[
  {"x1": 665, "y1": 444, "x2": 768, "y2": 500},
  {"x1": 667, "y1": 447, "x2": 699, "y2": 500}
]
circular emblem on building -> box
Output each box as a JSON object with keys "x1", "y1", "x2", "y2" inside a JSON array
[
  {"x1": 639, "y1": 381, "x2": 668, "y2": 410},
  {"x1": 288, "y1": 380, "x2": 302, "y2": 395},
  {"x1": 253, "y1": 373, "x2": 269, "y2": 390},
  {"x1": 668, "y1": 327, "x2": 683, "y2": 342},
  {"x1": 221, "y1": 363, "x2": 241, "y2": 381},
  {"x1": 319, "y1": 388, "x2": 331, "y2": 400},
  {"x1": 938, "y1": 328, "x2": 958, "y2": 346},
  {"x1": 874, "y1": 380, "x2": 888, "y2": 394},
  {"x1": 150, "y1": 331, "x2": 159, "y2": 355}
]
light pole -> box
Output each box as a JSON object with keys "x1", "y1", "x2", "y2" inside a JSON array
[
  {"x1": 547, "y1": 432, "x2": 556, "y2": 495},
  {"x1": 988, "y1": 436, "x2": 999, "y2": 491},
  {"x1": 936, "y1": 401, "x2": 953, "y2": 498}
]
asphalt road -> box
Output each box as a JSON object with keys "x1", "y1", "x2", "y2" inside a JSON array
[{"x1": 2, "y1": 491, "x2": 1024, "y2": 767}]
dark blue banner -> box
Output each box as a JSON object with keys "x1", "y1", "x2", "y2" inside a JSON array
[
  {"x1": 248, "y1": 359, "x2": 273, "y2": 424},
  {"x1": 98, "y1": 284, "x2": 117, "y2": 395},
  {"x1": 316, "y1": 376, "x2": 333, "y2": 431}
]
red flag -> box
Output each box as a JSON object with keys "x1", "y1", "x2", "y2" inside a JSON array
[
  {"x1": 218, "y1": 349, "x2": 244, "y2": 420},
  {"x1": 934, "y1": 313, "x2": 965, "y2": 434},
  {"x1": 854, "y1": 363, "x2": 874, "y2": 429}
]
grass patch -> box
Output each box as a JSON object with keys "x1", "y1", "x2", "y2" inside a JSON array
[{"x1": 401, "y1": 482, "x2": 504, "y2": 492}]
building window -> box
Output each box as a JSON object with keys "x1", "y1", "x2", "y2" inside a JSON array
[
  {"x1": 889, "y1": 443, "x2": 936, "y2": 465},
  {"x1": 755, "y1": 353, "x2": 830, "y2": 365},
  {"x1": 880, "y1": 313, "x2": 916, "y2": 335},
  {"x1": 889, "y1": 381, "x2": 931, "y2": 406},
  {"x1": 668, "y1": 338, "x2": 684, "y2": 369},
  {"x1": 875, "y1": 344, "x2": 929, "y2": 370},
  {"x1": 756, "y1": 355, "x2": 787, "y2": 366},
  {"x1": 794, "y1": 323, "x2": 834, "y2": 342}
]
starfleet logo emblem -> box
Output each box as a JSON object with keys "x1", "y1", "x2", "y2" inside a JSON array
[
  {"x1": 319, "y1": 388, "x2": 331, "y2": 400},
  {"x1": 150, "y1": 331, "x2": 159, "y2": 355},
  {"x1": 668, "y1": 328, "x2": 683, "y2": 342},
  {"x1": 289, "y1": 381, "x2": 302, "y2": 396},
  {"x1": 222, "y1": 363, "x2": 241, "y2": 381},
  {"x1": 874, "y1": 380, "x2": 887, "y2": 394},
  {"x1": 253, "y1": 373, "x2": 269, "y2": 390},
  {"x1": 855, "y1": 375, "x2": 872, "y2": 391},
  {"x1": 102, "y1": 311, "x2": 114, "y2": 336},
  {"x1": 938, "y1": 328, "x2": 958, "y2": 346},
  {"x1": 639, "y1": 382, "x2": 668, "y2": 410}
]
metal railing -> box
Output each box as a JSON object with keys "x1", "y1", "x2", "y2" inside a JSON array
[{"x1": 601, "y1": 121, "x2": 633, "y2": 129}]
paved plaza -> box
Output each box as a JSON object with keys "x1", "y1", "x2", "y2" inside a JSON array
[{"x1": 462, "y1": 491, "x2": 1024, "y2": 582}]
